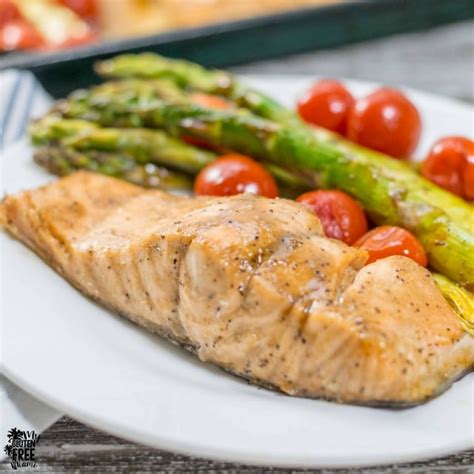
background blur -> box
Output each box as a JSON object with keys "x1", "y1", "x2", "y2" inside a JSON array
[
  {"x1": 2, "y1": 0, "x2": 472, "y2": 100},
  {"x1": 0, "y1": 0, "x2": 342, "y2": 52}
]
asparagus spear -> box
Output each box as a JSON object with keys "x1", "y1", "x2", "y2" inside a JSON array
[
  {"x1": 95, "y1": 53, "x2": 301, "y2": 125},
  {"x1": 30, "y1": 115, "x2": 312, "y2": 193},
  {"x1": 30, "y1": 115, "x2": 216, "y2": 174},
  {"x1": 96, "y1": 54, "x2": 232, "y2": 95},
  {"x1": 62, "y1": 79, "x2": 187, "y2": 115},
  {"x1": 34, "y1": 145, "x2": 194, "y2": 191},
  {"x1": 56, "y1": 95, "x2": 474, "y2": 288},
  {"x1": 433, "y1": 274, "x2": 474, "y2": 335}
]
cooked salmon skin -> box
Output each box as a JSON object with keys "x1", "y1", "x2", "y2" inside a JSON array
[{"x1": 1, "y1": 172, "x2": 472, "y2": 405}]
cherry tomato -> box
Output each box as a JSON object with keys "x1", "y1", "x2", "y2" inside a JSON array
[
  {"x1": 0, "y1": 1, "x2": 21, "y2": 27},
  {"x1": 296, "y1": 190, "x2": 368, "y2": 244},
  {"x1": 297, "y1": 80, "x2": 354, "y2": 134},
  {"x1": 0, "y1": 19, "x2": 44, "y2": 51},
  {"x1": 421, "y1": 136, "x2": 474, "y2": 200},
  {"x1": 347, "y1": 88, "x2": 421, "y2": 159},
  {"x1": 463, "y1": 157, "x2": 474, "y2": 200},
  {"x1": 58, "y1": 0, "x2": 97, "y2": 19},
  {"x1": 194, "y1": 154, "x2": 278, "y2": 198},
  {"x1": 354, "y1": 226, "x2": 427, "y2": 267},
  {"x1": 191, "y1": 93, "x2": 233, "y2": 110}
]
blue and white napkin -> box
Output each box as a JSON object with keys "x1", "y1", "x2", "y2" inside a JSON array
[{"x1": 1, "y1": 70, "x2": 52, "y2": 148}]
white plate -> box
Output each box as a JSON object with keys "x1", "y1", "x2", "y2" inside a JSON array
[{"x1": 1, "y1": 77, "x2": 473, "y2": 468}]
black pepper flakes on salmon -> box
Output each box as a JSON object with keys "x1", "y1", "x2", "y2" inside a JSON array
[{"x1": 1, "y1": 172, "x2": 472, "y2": 407}]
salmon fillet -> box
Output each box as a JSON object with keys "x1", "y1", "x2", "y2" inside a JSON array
[{"x1": 1, "y1": 172, "x2": 472, "y2": 405}]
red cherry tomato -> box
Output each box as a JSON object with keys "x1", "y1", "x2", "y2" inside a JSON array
[
  {"x1": 354, "y1": 226, "x2": 427, "y2": 267},
  {"x1": 421, "y1": 136, "x2": 474, "y2": 200},
  {"x1": 0, "y1": 1, "x2": 21, "y2": 27},
  {"x1": 194, "y1": 154, "x2": 278, "y2": 198},
  {"x1": 0, "y1": 19, "x2": 44, "y2": 51},
  {"x1": 296, "y1": 190, "x2": 368, "y2": 245},
  {"x1": 191, "y1": 93, "x2": 233, "y2": 110},
  {"x1": 297, "y1": 80, "x2": 354, "y2": 134},
  {"x1": 463, "y1": 157, "x2": 474, "y2": 200},
  {"x1": 347, "y1": 88, "x2": 421, "y2": 159},
  {"x1": 58, "y1": 0, "x2": 97, "y2": 19}
]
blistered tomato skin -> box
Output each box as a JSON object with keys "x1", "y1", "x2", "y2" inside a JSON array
[
  {"x1": 0, "y1": 19, "x2": 44, "y2": 51},
  {"x1": 347, "y1": 88, "x2": 421, "y2": 159},
  {"x1": 194, "y1": 154, "x2": 278, "y2": 198},
  {"x1": 0, "y1": 1, "x2": 21, "y2": 27},
  {"x1": 296, "y1": 190, "x2": 368, "y2": 245},
  {"x1": 191, "y1": 93, "x2": 233, "y2": 110},
  {"x1": 355, "y1": 226, "x2": 427, "y2": 267},
  {"x1": 59, "y1": 0, "x2": 98, "y2": 19},
  {"x1": 296, "y1": 80, "x2": 354, "y2": 134},
  {"x1": 421, "y1": 136, "x2": 474, "y2": 200},
  {"x1": 463, "y1": 157, "x2": 474, "y2": 200}
]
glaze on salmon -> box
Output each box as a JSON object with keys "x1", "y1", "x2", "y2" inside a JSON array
[{"x1": 1, "y1": 172, "x2": 472, "y2": 405}]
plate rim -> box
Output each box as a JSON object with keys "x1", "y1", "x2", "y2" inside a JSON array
[{"x1": 2, "y1": 365, "x2": 472, "y2": 468}]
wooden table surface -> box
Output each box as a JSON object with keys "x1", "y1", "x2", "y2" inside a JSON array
[{"x1": 3, "y1": 20, "x2": 474, "y2": 473}]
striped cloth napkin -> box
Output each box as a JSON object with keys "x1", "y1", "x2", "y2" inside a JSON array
[
  {"x1": 0, "y1": 70, "x2": 62, "y2": 460},
  {"x1": 1, "y1": 69, "x2": 52, "y2": 147}
]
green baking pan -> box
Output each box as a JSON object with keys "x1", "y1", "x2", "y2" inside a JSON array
[{"x1": 1, "y1": 0, "x2": 473, "y2": 97}]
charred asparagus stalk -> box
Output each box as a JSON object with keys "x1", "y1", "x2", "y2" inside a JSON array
[
  {"x1": 30, "y1": 115, "x2": 216, "y2": 174},
  {"x1": 95, "y1": 53, "x2": 293, "y2": 124},
  {"x1": 96, "y1": 54, "x2": 232, "y2": 93},
  {"x1": 30, "y1": 115, "x2": 312, "y2": 194},
  {"x1": 34, "y1": 145, "x2": 194, "y2": 191},
  {"x1": 55, "y1": 94, "x2": 474, "y2": 288}
]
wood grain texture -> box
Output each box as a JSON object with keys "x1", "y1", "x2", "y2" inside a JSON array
[
  {"x1": 2, "y1": 20, "x2": 473, "y2": 473},
  {"x1": 11, "y1": 417, "x2": 471, "y2": 473}
]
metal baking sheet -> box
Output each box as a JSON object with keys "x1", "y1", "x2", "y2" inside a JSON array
[{"x1": 1, "y1": 0, "x2": 473, "y2": 98}]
